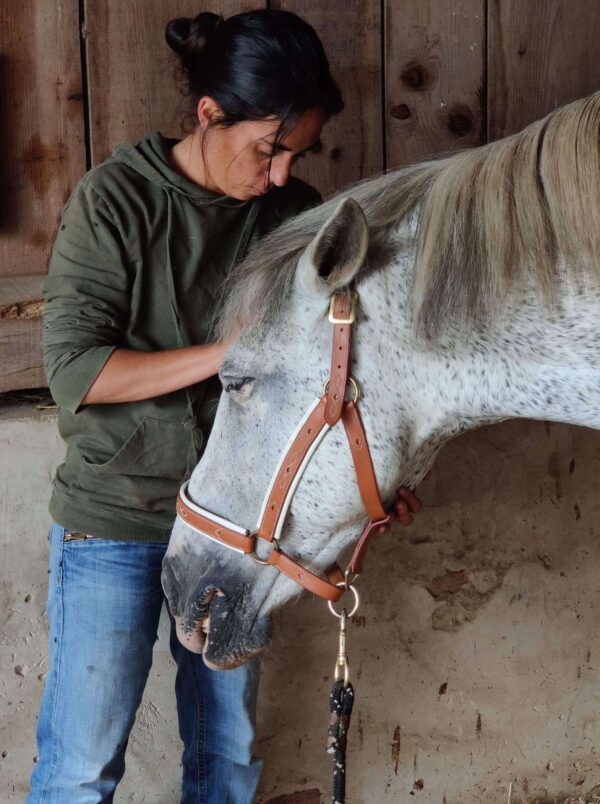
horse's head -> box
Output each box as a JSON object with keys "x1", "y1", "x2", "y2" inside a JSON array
[
  {"x1": 162, "y1": 197, "x2": 419, "y2": 669},
  {"x1": 163, "y1": 91, "x2": 600, "y2": 668}
]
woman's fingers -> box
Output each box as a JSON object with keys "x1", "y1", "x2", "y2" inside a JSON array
[
  {"x1": 394, "y1": 500, "x2": 413, "y2": 526},
  {"x1": 377, "y1": 487, "x2": 424, "y2": 532},
  {"x1": 396, "y1": 487, "x2": 422, "y2": 513}
]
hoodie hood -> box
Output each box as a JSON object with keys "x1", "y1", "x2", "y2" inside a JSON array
[{"x1": 110, "y1": 131, "x2": 251, "y2": 208}]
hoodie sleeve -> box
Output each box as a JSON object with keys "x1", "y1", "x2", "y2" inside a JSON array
[{"x1": 43, "y1": 179, "x2": 130, "y2": 414}]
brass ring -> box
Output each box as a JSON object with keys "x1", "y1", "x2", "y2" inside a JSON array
[
  {"x1": 322, "y1": 376, "x2": 360, "y2": 403},
  {"x1": 249, "y1": 551, "x2": 270, "y2": 566},
  {"x1": 328, "y1": 584, "x2": 360, "y2": 619},
  {"x1": 249, "y1": 535, "x2": 280, "y2": 566}
]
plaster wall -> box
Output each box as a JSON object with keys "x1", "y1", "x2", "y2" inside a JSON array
[{"x1": 2, "y1": 405, "x2": 600, "y2": 803}]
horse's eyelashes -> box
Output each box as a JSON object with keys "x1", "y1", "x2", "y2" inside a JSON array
[{"x1": 222, "y1": 376, "x2": 255, "y2": 394}]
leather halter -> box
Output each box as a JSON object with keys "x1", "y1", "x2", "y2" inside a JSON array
[{"x1": 176, "y1": 290, "x2": 391, "y2": 603}]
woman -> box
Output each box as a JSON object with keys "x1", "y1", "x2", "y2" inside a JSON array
[{"x1": 28, "y1": 9, "x2": 420, "y2": 803}]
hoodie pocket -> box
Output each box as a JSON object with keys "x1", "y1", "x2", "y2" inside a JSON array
[{"x1": 82, "y1": 416, "x2": 191, "y2": 481}]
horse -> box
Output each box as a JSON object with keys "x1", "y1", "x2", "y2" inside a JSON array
[{"x1": 161, "y1": 91, "x2": 600, "y2": 671}]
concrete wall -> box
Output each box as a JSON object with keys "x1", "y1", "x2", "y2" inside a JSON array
[{"x1": 2, "y1": 402, "x2": 600, "y2": 803}]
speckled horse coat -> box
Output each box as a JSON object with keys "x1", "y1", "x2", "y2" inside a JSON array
[{"x1": 162, "y1": 92, "x2": 600, "y2": 670}]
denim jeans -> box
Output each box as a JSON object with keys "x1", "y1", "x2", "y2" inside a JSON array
[{"x1": 27, "y1": 523, "x2": 262, "y2": 803}]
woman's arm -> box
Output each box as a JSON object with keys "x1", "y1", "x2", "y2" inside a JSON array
[{"x1": 82, "y1": 342, "x2": 227, "y2": 405}]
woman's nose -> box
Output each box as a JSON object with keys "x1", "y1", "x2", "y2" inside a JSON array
[{"x1": 269, "y1": 158, "x2": 292, "y2": 187}]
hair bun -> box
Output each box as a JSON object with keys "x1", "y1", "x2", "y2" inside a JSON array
[{"x1": 165, "y1": 12, "x2": 223, "y2": 64}]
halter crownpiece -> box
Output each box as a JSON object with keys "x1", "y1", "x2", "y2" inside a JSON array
[{"x1": 176, "y1": 289, "x2": 391, "y2": 602}]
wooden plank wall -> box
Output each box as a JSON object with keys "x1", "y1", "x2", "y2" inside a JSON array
[
  {"x1": 488, "y1": 0, "x2": 600, "y2": 138},
  {"x1": 385, "y1": 0, "x2": 486, "y2": 166},
  {"x1": 0, "y1": 0, "x2": 85, "y2": 391},
  {"x1": 272, "y1": 0, "x2": 383, "y2": 195},
  {"x1": 1, "y1": 1, "x2": 600, "y2": 393},
  {"x1": 85, "y1": 0, "x2": 259, "y2": 165}
]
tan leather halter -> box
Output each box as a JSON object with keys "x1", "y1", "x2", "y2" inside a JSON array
[{"x1": 176, "y1": 290, "x2": 391, "y2": 603}]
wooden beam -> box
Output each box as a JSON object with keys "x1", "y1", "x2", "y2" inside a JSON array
[{"x1": 0, "y1": 319, "x2": 45, "y2": 392}]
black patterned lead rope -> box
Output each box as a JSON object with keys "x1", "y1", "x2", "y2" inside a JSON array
[{"x1": 327, "y1": 679, "x2": 355, "y2": 804}]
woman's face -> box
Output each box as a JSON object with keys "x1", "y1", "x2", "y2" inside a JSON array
[{"x1": 197, "y1": 101, "x2": 327, "y2": 200}]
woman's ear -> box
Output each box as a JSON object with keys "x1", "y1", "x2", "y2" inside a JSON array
[
  {"x1": 197, "y1": 96, "x2": 223, "y2": 128},
  {"x1": 296, "y1": 197, "x2": 369, "y2": 296}
]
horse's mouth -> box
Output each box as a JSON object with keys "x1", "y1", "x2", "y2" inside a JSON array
[
  {"x1": 174, "y1": 611, "x2": 210, "y2": 654},
  {"x1": 173, "y1": 587, "x2": 217, "y2": 655},
  {"x1": 174, "y1": 591, "x2": 272, "y2": 670}
]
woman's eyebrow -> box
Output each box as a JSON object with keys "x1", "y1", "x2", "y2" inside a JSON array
[{"x1": 261, "y1": 137, "x2": 323, "y2": 154}]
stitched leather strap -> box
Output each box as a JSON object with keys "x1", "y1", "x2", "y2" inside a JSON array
[
  {"x1": 177, "y1": 483, "x2": 254, "y2": 554},
  {"x1": 342, "y1": 401, "x2": 388, "y2": 521},
  {"x1": 257, "y1": 398, "x2": 329, "y2": 542},
  {"x1": 346, "y1": 514, "x2": 392, "y2": 576},
  {"x1": 268, "y1": 548, "x2": 345, "y2": 601},
  {"x1": 342, "y1": 400, "x2": 392, "y2": 575},
  {"x1": 324, "y1": 293, "x2": 353, "y2": 425}
]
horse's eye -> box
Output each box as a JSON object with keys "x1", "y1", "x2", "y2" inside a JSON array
[{"x1": 221, "y1": 375, "x2": 256, "y2": 404}]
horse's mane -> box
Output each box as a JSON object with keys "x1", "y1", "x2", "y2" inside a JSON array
[{"x1": 215, "y1": 91, "x2": 600, "y2": 340}]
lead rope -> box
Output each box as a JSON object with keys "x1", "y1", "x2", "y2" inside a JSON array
[
  {"x1": 327, "y1": 584, "x2": 359, "y2": 803},
  {"x1": 328, "y1": 676, "x2": 354, "y2": 803}
]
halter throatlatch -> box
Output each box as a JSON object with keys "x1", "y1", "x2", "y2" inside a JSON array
[{"x1": 176, "y1": 289, "x2": 391, "y2": 602}]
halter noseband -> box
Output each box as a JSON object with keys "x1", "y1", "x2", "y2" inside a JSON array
[{"x1": 176, "y1": 291, "x2": 391, "y2": 603}]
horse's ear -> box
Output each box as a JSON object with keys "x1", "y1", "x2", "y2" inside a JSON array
[{"x1": 297, "y1": 197, "x2": 368, "y2": 293}]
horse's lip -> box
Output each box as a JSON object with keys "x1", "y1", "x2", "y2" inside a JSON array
[
  {"x1": 202, "y1": 646, "x2": 264, "y2": 671},
  {"x1": 173, "y1": 589, "x2": 220, "y2": 654},
  {"x1": 202, "y1": 604, "x2": 270, "y2": 671}
]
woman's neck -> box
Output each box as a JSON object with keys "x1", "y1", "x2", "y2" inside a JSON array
[{"x1": 169, "y1": 131, "x2": 219, "y2": 193}]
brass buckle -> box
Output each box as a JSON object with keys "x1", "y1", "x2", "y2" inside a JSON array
[{"x1": 328, "y1": 291, "x2": 358, "y2": 324}]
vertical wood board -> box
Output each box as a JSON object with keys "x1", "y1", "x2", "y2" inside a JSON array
[
  {"x1": 271, "y1": 0, "x2": 383, "y2": 197},
  {"x1": 385, "y1": 0, "x2": 485, "y2": 169},
  {"x1": 0, "y1": 0, "x2": 85, "y2": 276},
  {"x1": 85, "y1": 1, "x2": 262, "y2": 165},
  {"x1": 488, "y1": 0, "x2": 600, "y2": 139}
]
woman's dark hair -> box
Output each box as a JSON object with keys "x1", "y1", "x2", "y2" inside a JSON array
[{"x1": 165, "y1": 9, "x2": 344, "y2": 143}]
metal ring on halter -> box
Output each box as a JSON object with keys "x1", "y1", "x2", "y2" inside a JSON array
[
  {"x1": 328, "y1": 583, "x2": 360, "y2": 618},
  {"x1": 249, "y1": 535, "x2": 280, "y2": 565},
  {"x1": 322, "y1": 376, "x2": 360, "y2": 403}
]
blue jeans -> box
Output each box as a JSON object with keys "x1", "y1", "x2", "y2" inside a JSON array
[{"x1": 27, "y1": 523, "x2": 262, "y2": 803}]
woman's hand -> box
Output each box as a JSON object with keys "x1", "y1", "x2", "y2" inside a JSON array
[
  {"x1": 378, "y1": 486, "x2": 422, "y2": 532},
  {"x1": 393, "y1": 486, "x2": 422, "y2": 525}
]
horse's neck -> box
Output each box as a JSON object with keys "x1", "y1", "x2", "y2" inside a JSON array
[
  {"x1": 360, "y1": 257, "x2": 600, "y2": 487},
  {"x1": 412, "y1": 289, "x2": 599, "y2": 432}
]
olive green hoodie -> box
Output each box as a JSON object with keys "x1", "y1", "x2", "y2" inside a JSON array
[{"x1": 43, "y1": 132, "x2": 321, "y2": 542}]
